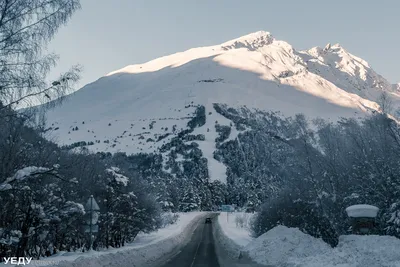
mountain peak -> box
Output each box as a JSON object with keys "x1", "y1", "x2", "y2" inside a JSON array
[
  {"x1": 324, "y1": 43, "x2": 331, "y2": 51},
  {"x1": 44, "y1": 30, "x2": 399, "y2": 167},
  {"x1": 221, "y1": 30, "x2": 274, "y2": 51},
  {"x1": 238, "y1": 30, "x2": 273, "y2": 40},
  {"x1": 322, "y1": 43, "x2": 342, "y2": 53}
]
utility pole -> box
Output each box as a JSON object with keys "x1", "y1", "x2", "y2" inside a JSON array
[{"x1": 90, "y1": 195, "x2": 93, "y2": 250}]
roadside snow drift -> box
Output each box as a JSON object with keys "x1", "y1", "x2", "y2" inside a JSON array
[
  {"x1": 242, "y1": 226, "x2": 331, "y2": 266},
  {"x1": 240, "y1": 226, "x2": 400, "y2": 267},
  {"x1": 214, "y1": 213, "x2": 249, "y2": 260},
  {"x1": 214, "y1": 212, "x2": 257, "y2": 264},
  {"x1": 218, "y1": 212, "x2": 254, "y2": 247},
  {"x1": 326, "y1": 235, "x2": 400, "y2": 267}
]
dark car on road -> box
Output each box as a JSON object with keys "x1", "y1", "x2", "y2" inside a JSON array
[{"x1": 205, "y1": 218, "x2": 212, "y2": 224}]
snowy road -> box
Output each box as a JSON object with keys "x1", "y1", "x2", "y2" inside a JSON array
[
  {"x1": 160, "y1": 216, "x2": 220, "y2": 267},
  {"x1": 159, "y1": 215, "x2": 266, "y2": 267}
]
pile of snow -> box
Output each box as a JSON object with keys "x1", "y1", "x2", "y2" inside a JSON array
[
  {"x1": 329, "y1": 235, "x2": 400, "y2": 267},
  {"x1": 291, "y1": 234, "x2": 400, "y2": 267},
  {"x1": 243, "y1": 225, "x2": 331, "y2": 266},
  {"x1": 345, "y1": 204, "x2": 379, "y2": 218},
  {"x1": 237, "y1": 225, "x2": 400, "y2": 267},
  {"x1": 8, "y1": 212, "x2": 205, "y2": 267}
]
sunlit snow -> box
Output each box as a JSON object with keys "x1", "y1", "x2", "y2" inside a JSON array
[{"x1": 42, "y1": 31, "x2": 400, "y2": 182}]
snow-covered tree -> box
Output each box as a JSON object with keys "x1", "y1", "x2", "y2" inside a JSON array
[
  {"x1": 179, "y1": 186, "x2": 200, "y2": 212},
  {"x1": 386, "y1": 202, "x2": 400, "y2": 238}
]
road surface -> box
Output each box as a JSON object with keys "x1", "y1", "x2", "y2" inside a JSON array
[
  {"x1": 160, "y1": 216, "x2": 219, "y2": 267},
  {"x1": 159, "y1": 216, "x2": 267, "y2": 267}
]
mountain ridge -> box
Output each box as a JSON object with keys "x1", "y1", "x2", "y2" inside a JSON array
[{"x1": 41, "y1": 31, "x2": 399, "y2": 182}]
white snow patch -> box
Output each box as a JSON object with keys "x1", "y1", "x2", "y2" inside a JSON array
[
  {"x1": 231, "y1": 225, "x2": 400, "y2": 267},
  {"x1": 345, "y1": 204, "x2": 379, "y2": 218},
  {"x1": 105, "y1": 167, "x2": 129, "y2": 186},
  {"x1": 0, "y1": 166, "x2": 51, "y2": 191},
  {"x1": 131, "y1": 212, "x2": 203, "y2": 248},
  {"x1": 216, "y1": 214, "x2": 400, "y2": 267},
  {"x1": 6, "y1": 166, "x2": 50, "y2": 183},
  {"x1": 289, "y1": 234, "x2": 400, "y2": 267},
  {"x1": 243, "y1": 226, "x2": 331, "y2": 266},
  {"x1": 189, "y1": 103, "x2": 234, "y2": 182},
  {"x1": 0, "y1": 183, "x2": 12, "y2": 191}
]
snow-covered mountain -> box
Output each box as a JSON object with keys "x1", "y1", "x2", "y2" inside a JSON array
[{"x1": 43, "y1": 31, "x2": 399, "y2": 181}]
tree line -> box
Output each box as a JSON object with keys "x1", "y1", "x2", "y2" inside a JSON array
[
  {"x1": 0, "y1": 105, "x2": 167, "y2": 258},
  {"x1": 211, "y1": 104, "x2": 400, "y2": 245}
]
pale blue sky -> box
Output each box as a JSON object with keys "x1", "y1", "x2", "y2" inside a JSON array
[{"x1": 49, "y1": 0, "x2": 399, "y2": 88}]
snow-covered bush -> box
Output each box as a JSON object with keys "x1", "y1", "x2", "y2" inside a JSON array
[
  {"x1": 235, "y1": 214, "x2": 246, "y2": 228},
  {"x1": 161, "y1": 212, "x2": 179, "y2": 227},
  {"x1": 386, "y1": 202, "x2": 400, "y2": 238},
  {"x1": 234, "y1": 213, "x2": 253, "y2": 229}
]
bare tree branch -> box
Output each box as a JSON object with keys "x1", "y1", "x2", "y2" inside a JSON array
[{"x1": 0, "y1": 0, "x2": 81, "y2": 109}]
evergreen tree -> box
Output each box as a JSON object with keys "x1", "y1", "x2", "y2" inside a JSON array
[{"x1": 386, "y1": 202, "x2": 400, "y2": 238}]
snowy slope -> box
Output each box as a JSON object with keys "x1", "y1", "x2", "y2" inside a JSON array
[{"x1": 42, "y1": 31, "x2": 399, "y2": 182}]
